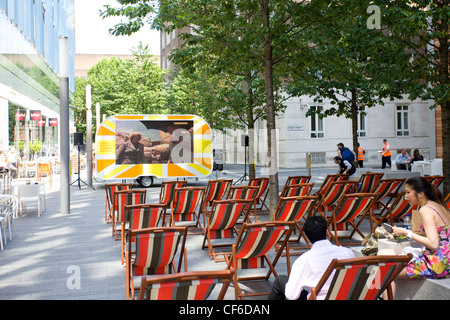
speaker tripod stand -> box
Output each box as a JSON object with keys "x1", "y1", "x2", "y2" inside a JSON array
[
  {"x1": 70, "y1": 144, "x2": 94, "y2": 190},
  {"x1": 234, "y1": 144, "x2": 249, "y2": 184}
]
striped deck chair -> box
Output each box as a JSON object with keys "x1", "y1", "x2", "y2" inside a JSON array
[
  {"x1": 126, "y1": 226, "x2": 188, "y2": 300},
  {"x1": 309, "y1": 254, "x2": 413, "y2": 300},
  {"x1": 113, "y1": 189, "x2": 146, "y2": 240},
  {"x1": 139, "y1": 269, "x2": 234, "y2": 300},
  {"x1": 284, "y1": 175, "x2": 311, "y2": 186},
  {"x1": 327, "y1": 193, "x2": 377, "y2": 246},
  {"x1": 280, "y1": 183, "x2": 314, "y2": 198},
  {"x1": 105, "y1": 182, "x2": 132, "y2": 223},
  {"x1": 200, "y1": 179, "x2": 233, "y2": 227},
  {"x1": 225, "y1": 221, "x2": 296, "y2": 300},
  {"x1": 370, "y1": 191, "x2": 418, "y2": 231},
  {"x1": 313, "y1": 181, "x2": 358, "y2": 219},
  {"x1": 170, "y1": 187, "x2": 205, "y2": 234},
  {"x1": 313, "y1": 174, "x2": 349, "y2": 200},
  {"x1": 274, "y1": 196, "x2": 318, "y2": 256},
  {"x1": 424, "y1": 175, "x2": 446, "y2": 188},
  {"x1": 356, "y1": 172, "x2": 384, "y2": 193},
  {"x1": 225, "y1": 185, "x2": 259, "y2": 222},
  {"x1": 371, "y1": 178, "x2": 405, "y2": 218},
  {"x1": 121, "y1": 203, "x2": 167, "y2": 264},
  {"x1": 160, "y1": 180, "x2": 188, "y2": 225},
  {"x1": 248, "y1": 177, "x2": 270, "y2": 215},
  {"x1": 445, "y1": 193, "x2": 450, "y2": 209},
  {"x1": 202, "y1": 199, "x2": 253, "y2": 262}
]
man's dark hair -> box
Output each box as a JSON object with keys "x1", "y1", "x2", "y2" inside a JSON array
[{"x1": 304, "y1": 215, "x2": 328, "y2": 244}]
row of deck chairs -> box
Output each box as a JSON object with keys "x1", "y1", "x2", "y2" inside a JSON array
[{"x1": 102, "y1": 173, "x2": 446, "y2": 300}]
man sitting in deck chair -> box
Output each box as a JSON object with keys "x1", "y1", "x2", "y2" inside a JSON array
[{"x1": 268, "y1": 215, "x2": 355, "y2": 300}]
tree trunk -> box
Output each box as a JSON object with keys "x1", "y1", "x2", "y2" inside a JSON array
[
  {"x1": 350, "y1": 88, "x2": 359, "y2": 165},
  {"x1": 261, "y1": 1, "x2": 279, "y2": 217},
  {"x1": 247, "y1": 108, "x2": 256, "y2": 179}
]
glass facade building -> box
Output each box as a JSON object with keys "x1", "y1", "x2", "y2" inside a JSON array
[{"x1": 0, "y1": 0, "x2": 75, "y2": 156}]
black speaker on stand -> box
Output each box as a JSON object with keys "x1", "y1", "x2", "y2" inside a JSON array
[
  {"x1": 70, "y1": 132, "x2": 94, "y2": 190},
  {"x1": 234, "y1": 134, "x2": 249, "y2": 184}
]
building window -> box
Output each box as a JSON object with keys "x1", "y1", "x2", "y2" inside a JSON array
[
  {"x1": 310, "y1": 106, "x2": 324, "y2": 138},
  {"x1": 396, "y1": 105, "x2": 409, "y2": 136},
  {"x1": 311, "y1": 152, "x2": 326, "y2": 164},
  {"x1": 357, "y1": 108, "x2": 366, "y2": 137}
]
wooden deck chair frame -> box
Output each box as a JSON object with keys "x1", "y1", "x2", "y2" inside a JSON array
[
  {"x1": 202, "y1": 199, "x2": 253, "y2": 262},
  {"x1": 225, "y1": 185, "x2": 259, "y2": 222},
  {"x1": 274, "y1": 196, "x2": 318, "y2": 258},
  {"x1": 371, "y1": 178, "x2": 405, "y2": 218},
  {"x1": 112, "y1": 189, "x2": 146, "y2": 240},
  {"x1": 200, "y1": 179, "x2": 233, "y2": 227},
  {"x1": 356, "y1": 172, "x2": 384, "y2": 193},
  {"x1": 327, "y1": 193, "x2": 377, "y2": 246},
  {"x1": 370, "y1": 191, "x2": 417, "y2": 231},
  {"x1": 313, "y1": 174, "x2": 349, "y2": 200},
  {"x1": 309, "y1": 254, "x2": 413, "y2": 300},
  {"x1": 248, "y1": 177, "x2": 270, "y2": 215},
  {"x1": 104, "y1": 182, "x2": 132, "y2": 223},
  {"x1": 170, "y1": 187, "x2": 206, "y2": 234},
  {"x1": 280, "y1": 183, "x2": 314, "y2": 198},
  {"x1": 139, "y1": 269, "x2": 235, "y2": 300},
  {"x1": 225, "y1": 221, "x2": 296, "y2": 300},
  {"x1": 313, "y1": 180, "x2": 358, "y2": 219},
  {"x1": 424, "y1": 175, "x2": 446, "y2": 188},
  {"x1": 121, "y1": 203, "x2": 167, "y2": 265},
  {"x1": 126, "y1": 226, "x2": 188, "y2": 300}
]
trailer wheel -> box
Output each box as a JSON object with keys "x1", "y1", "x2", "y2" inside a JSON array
[{"x1": 137, "y1": 176, "x2": 154, "y2": 188}]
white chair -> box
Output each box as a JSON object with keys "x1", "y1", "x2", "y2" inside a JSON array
[
  {"x1": 0, "y1": 194, "x2": 18, "y2": 250},
  {"x1": 16, "y1": 184, "x2": 41, "y2": 217}
]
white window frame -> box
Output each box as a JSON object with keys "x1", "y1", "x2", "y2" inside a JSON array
[
  {"x1": 396, "y1": 105, "x2": 409, "y2": 136},
  {"x1": 357, "y1": 107, "x2": 367, "y2": 137},
  {"x1": 310, "y1": 106, "x2": 324, "y2": 139}
]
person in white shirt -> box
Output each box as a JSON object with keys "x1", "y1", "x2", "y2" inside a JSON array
[
  {"x1": 395, "y1": 149, "x2": 410, "y2": 170},
  {"x1": 268, "y1": 215, "x2": 355, "y2": 300}
]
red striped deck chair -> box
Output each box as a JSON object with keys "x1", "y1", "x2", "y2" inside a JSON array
[
  {"x1": 356, "y1": 172, "x2": 384, "y2": 193},
  {"x1": 170, "y1": 187, "x2": 205, "y2": 234},
  {"x1": 200, "y1": 179, "x2": 233, "y2": 227},
  {"x1": 113, "y1": 190, "x2": 146, "y2": 240},
  {"x1": 284, "y1": 175, "x2": 311, "y2": 186},
  {"x1": 280, "y1": 183, "x2": 314, "y2": 198},
  {"x1": 274, "y1": 196, "x2": 318, "y2": 257},
  {"x1": 327, "y1": 193, "x2": 377, "y2": 246},
  {"x1": 126, "y1": 226, "x2": 188, "y2": 300},
  {"x1": 225, "y1": 185, "x2": 259, "y2": 222},
  {"x1": 248, "y1": 177, "x2": 270, "y2": 215},
  {"x1": 313, "y1": 181, "x2": 358, "y2": 219},
  {"x1": 313, "y1": 174, "x2": 349, "y2": 200},
  {"x1": 121, "y1": 204, "x2": 167, "y2": 264},
  {"x1": 105, "y1": 182, "x2": 132, "y2": 223},
  {"x1": 371, "y1": 178, "x2": 405, "y2": 217},
  {"x1": 159, "y1": 180, "x2": 188, "y2": 225},
  {"x1": 139, "y1": 269, "x2": 234, "y2": 300},
  {"x1": 225, "y1": 221, "x2": 296, "y2": 300},
  {"x1": 309, "y1": 254, "x2": 412, "y2": 300},
  {"x1": 424, "y1": 175, "x2": 446, "y2": 188},
  {"x1": 445, "y1": 193, "x2": 450, "y2": 209},
  {"x1": 370, "y1": 191, "x2": 418, "y2": 231},
  {"x1": 202, "y1": 199, "x2": 253, "y2": 262}
]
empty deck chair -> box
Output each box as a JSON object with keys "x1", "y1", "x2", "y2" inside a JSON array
[
  {"x1": 121, "y1": 203, "x2": 167, "y2": 264},
  {"x1": 170, "y1": 187, "x2": 205, "y2": 234},
  {"x1": 327, "y1": 193, "x2": 377, "y2": 246},
  {"x1": 313, "y1": 180, "x2": 358, "y2": 219},
  {"x1": 424, "y1": 175, "x2": 446, "y2": 188},
  {"x1": 105, "y1": 182, "x2": 132, "y2": 223},
  {"x1": 313, "y1": 174, "x2": 349, "y2": 200},
  {"x1": 370, "y1": 191, "x2": 417, "y2": 231},
  {"x1": 159, "y1": 180, "x2": 188, "y2": 208},
  {"x1": 200, "y1": 179, "x2": 233, "y2": 227},
  {"x1": 125, "y1": 226, "x2": 188, "y2": 300},
  {"x1": 280, "y1": 183, "x2": 314, "y2": 198},
  {"x1": 139, "y1": 269, "x2": 234, "y2": 300},
  {"x1": 248, "y1": 177, "x2": 270, "y2": 215},
  {"x1": 112, "y1": 189, "x2": 146, "y2": 240},
  {"x1": 225, "y1": 221, "x2": 296, "y2": 300},
  {"x1": 284, "y1": 175, "x2": 311, "y2": 186},
  {"x1": 371, "y1": 178, "x2": 405, "y2": 218},
  {"x1": 202, "y1": 199, "x2": 253, "y2": 262},
  {"x1": 309, "y1": 254, "x2": 412, "y2": 300},
  {"x1": 356, "y1": 172, "x2": 384, "y2": 193},
  {"x1": 225, "y1": 185, "x2": 259, "y2": 223}
]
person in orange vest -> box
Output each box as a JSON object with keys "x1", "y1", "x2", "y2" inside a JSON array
[
  {"x1": 381, "y1": 139, "x2": 392, "y2": 169},
  {"x1": 357, "y1": 143, "x2": 365, "y2": 168}
]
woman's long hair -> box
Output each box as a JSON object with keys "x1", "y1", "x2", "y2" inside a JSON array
[{"x1": 406, "y1": 176, "x2": 448, "y2": 212}]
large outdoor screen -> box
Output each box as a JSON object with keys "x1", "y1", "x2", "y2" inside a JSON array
[{"x1": 115, "y1": 120, "x2": 194, "y2": 165}]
